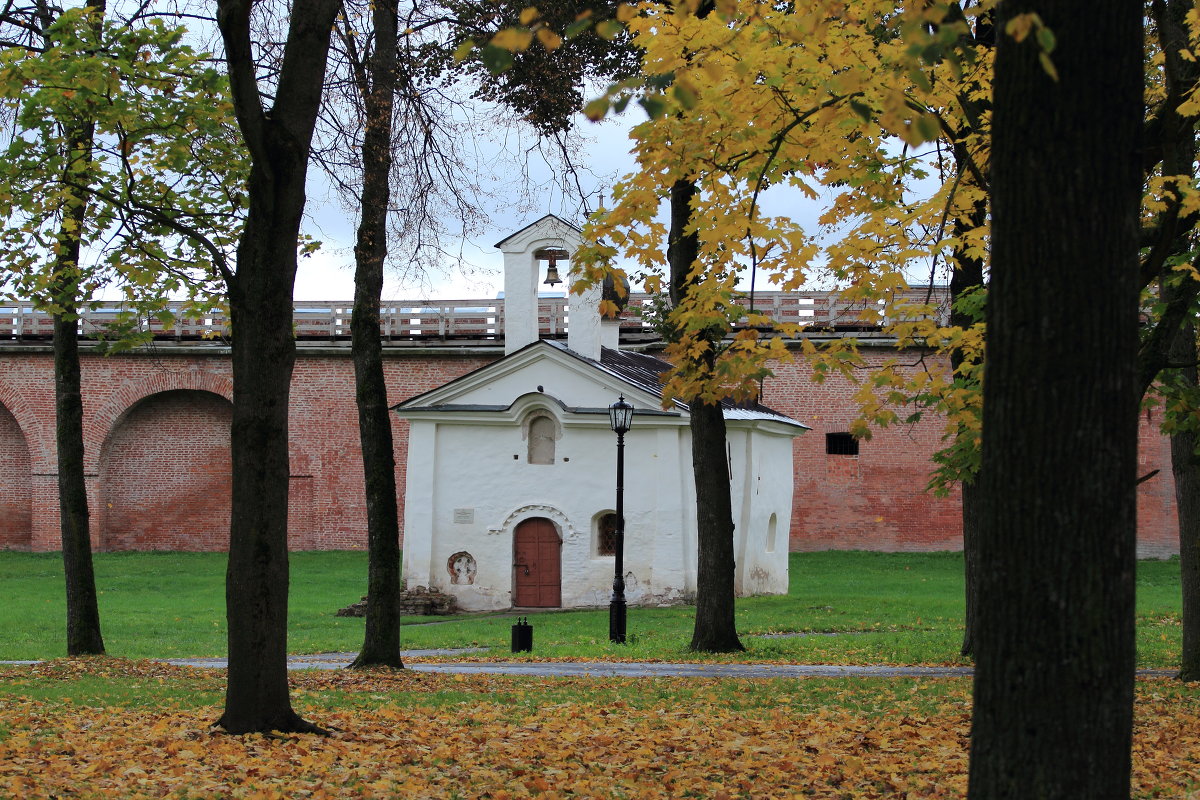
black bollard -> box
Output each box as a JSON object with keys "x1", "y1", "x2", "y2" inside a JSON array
[{"x1": 511, "y1": 616, "x2": 533, "y2": 653}]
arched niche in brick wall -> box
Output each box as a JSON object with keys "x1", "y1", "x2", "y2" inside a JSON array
[
  {"x1": 85, "y1": 369, "x2": 234, "y2": 475},
  {"x1": 0, "y1": 401, "x2": 31, "y2": 550},
  {"x1": 98, "y1": 389, "x2": 232, "y2": 551}
]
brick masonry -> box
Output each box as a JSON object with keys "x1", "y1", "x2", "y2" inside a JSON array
[{"x1": 0, "y1": 342, "x2": 1178, "y2": 556}]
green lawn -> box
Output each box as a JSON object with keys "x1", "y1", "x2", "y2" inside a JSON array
[{"x1": 0, "y1": 550, "x2": 1186, "y2": 668}]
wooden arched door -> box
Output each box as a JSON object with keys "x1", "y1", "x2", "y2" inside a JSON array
[{"x1": 513, "y1": 517, "x2": 561, "y2": 607}]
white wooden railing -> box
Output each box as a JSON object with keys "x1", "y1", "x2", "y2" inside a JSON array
[{"x1": 0, "y1": 288, "x2": 949, "y2": 342}]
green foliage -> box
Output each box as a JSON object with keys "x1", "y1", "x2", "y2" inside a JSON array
[
  {"x1": 0, "y1": 6, "x2": 247, "y2": 346},
  {"x1": 443, "y1": 1, "x2": 641, "y2": 135}
]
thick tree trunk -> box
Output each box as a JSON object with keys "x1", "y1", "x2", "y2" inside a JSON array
[
  {"x1": 967, "y1": 2, "x2": 1142, "y2": 797},
  {"x1": 687, "y1": 398, "x2": 743, "y2": 652},
  {"x1": 216, "y1": 0, "x2": 340, "y2": 734},
  {"x1": 1171, "y1": 321, "x2": 1200, "y2": 681},
  {"x1": 349, "y1": 0, "x2": 403, "y2": 670},
  {"x1": 54, "y1": 302, "x2": 104, "y2": 656},
  {"x1": 667, "y1": 179, "x2": 744, "y2": 653},
  {"x1": 221, "y1": 269, "x2": 311, "y2": 733}
]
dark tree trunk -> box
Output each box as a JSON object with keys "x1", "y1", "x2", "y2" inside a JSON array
[
  {"x1": 967, "y1": 2, "x2": 1142, "y2": 797},
  {"x1": 957, "y1": 480, "x2": 979, "y2": 658},
  {"x1": 349, "y1": 0, "x2": 403, "y2": 670},
  {"x1": 221, "y1": 279, "x2": 308, "y2": 733},
  {"x1": 949, "y1": 188, "x2": 985, "y2": 660},
  {"x1": 216, "y1": 0, "x2": 340, "y2": 734},
  {"x1": 1171, "y1": 321, "x2": 1200, "y2": 680},
  {"x1": 667, "y1": 178, "x2": 743, "y2": 653},
  {"x1": 54, "y1": 299, "x2": 104, "y2": 657},
  {"x1": 687, "y1": 398, "x2": 743, "y2": 652},
  {"x1": 1145, "y1": 0, "x2": 1200, "y2": 683},
  {"x1": 946, "y1": 6, "x2": 989, "y2": 660}
]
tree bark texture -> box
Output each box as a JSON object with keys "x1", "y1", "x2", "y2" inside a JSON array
[
  {"x1": 54, "y1": 301, "x2": 105, "y2": 657},
  {"x1": 216, "y1": 0, "x2": 340, "y2": 734},
  {"x1": 349, "y1": 0, "x2": 403, "y2": 670},
  {"x1": 667, "y1": 179, "x2": 743, "y2": 653},
  {"x1": 687, "y1": 398, "x2": 743, "y2": 652},
  {"x1": 1170, "y1": 321, "x2": 1200, "y2": 681},
  {"x1": 967, "y1": 3, "x2": 1142, "y2": 798}
]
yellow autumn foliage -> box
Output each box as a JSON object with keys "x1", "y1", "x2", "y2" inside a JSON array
[{"x1": 566, "y1": 1, "x2": 992, "y2": 484}]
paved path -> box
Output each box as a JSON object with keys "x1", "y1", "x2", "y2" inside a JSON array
[
  {"x1": 168, "y1": 652, "x2": 1181, "y2": 679},
  {"x1": 160, "y1": 651, "x2": 973, "y2": 677},
  {"x1": 408, "y1": 662, "x2": 976, "y2": 678},
  {"x1": 4, "y1": 652, "x2": 1177, "y2": 679}
]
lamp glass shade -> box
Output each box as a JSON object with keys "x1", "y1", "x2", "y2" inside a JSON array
[{"x1": 608, "y1": 396, "x2": 633, "y2": 434}]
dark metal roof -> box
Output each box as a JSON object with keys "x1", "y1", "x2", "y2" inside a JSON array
[
  {"x1": 596, "y1": 347, "x2": 680, "y2": 407},
  {"x1": 557, "y1": 343, "x2": 805, "y2": 427}
]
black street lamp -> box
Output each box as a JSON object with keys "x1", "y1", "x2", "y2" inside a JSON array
[{"x1": 608, "y1": 395, "x2": 633, "y2": 644}]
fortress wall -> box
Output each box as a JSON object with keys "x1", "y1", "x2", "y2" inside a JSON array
[
  {"x1": 0, "y1": 344, "x2": 1178, "y2": 557},
  {"x1": 0, "y1": 349, "x2": 497, "y2": 552}
]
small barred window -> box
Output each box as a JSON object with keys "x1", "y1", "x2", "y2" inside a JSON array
[
  {"x1": 825, "y1": 432, "x2": 859, "y2": 456},
  {"x1": 597, "y1": 513, "x2": 618, "y2": 556}
]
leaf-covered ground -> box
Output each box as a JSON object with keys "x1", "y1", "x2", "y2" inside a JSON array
[{"x1": 2, "y1": 660, "x2": 1199, "y2": 798}]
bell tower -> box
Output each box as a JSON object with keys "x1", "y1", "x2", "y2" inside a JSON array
[{"x1": 495, "y1": 215, "x2": 602, "y2": 357}]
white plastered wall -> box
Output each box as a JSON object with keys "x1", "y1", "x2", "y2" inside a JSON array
[
  {"x1": 499, "y1": 216, "x2": 595, "y2": 356},
  {"x1": 401, "y1": 390, "x2": 700, "y2": 611},
  {"x1": 726, "y1": 421, "x2": 795, "y2": 596},
  {"x1": 402, "y1": 410, "x2": 798, "y2": 610}
]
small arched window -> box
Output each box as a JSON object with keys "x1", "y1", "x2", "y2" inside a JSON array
[
  {"x1": 528, "y1": 415, "x2": 556, "y2": 464},
  {"x1": 766, "y1": 513, "x2": 778, "y2": 553}
]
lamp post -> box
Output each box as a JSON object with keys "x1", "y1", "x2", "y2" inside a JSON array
[{"x1": 608, "y1": 395, "x2": 633, "y2": 644}]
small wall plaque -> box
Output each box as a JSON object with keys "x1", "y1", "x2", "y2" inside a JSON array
[{"x1": 453, "y1": 508, "x2": 474, "y2": 524}]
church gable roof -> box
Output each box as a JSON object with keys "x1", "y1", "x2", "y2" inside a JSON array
[
  {"x1": 492, "y1": 214, "x2": 581, "y2": 250},
  {"x1": 391, "y1": 340, "x2": 669, "y2": 415},
  {"x1": 393, "y1": 339, "x2": 807, "y2": 431}
]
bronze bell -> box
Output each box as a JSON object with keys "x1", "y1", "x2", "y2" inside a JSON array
[{"x1": 543, "y1": 257, "x2": 563, "y2": 286}]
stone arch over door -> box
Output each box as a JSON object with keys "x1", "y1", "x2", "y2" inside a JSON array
[
  {"x1": 513, "y1": 517, "x2": 562, "y2": 607},
  {"x1": 0, "y1": 402, "x2": 31, "y2": 549},
  {"x1": 99, "y1": 389, "x2": 232, "y2": 550}
]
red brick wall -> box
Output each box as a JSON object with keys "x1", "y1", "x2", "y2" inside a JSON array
[
  {"x1": 761, "y1": 347, "x2": 1176, "y2": 557},
  {"x1": 0, "y1": 402, "x2": 31, "y2": 549},
  {"x1": 0, "y1": 347, "x2": 497, "y2": 552},
  {"x1": 1138, "y1": 405, "x2": 1179, "y2": 557},
  {"x1": 0, "y1": 343, "x2": 1179, "y2": 556},
  {"x1": 761, "y1": 350, "x2": 966, "y2": 552},
  {"x1": 99, "y1": 389, "x2": 232, "y2": 551}
]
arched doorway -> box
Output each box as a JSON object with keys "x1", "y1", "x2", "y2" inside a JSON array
[
  {"x1": 0, "y1": 403, "x2": 31, "y2": 549},
  {"x1": 513, "y1": 517, "x2": 561, "y2": 607},
  {"x1": 100, "y1": 389, "x2": 232, "y2": 550}
]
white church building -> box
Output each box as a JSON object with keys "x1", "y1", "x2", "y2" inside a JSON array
[{"x1": 393, "y1": 215, "x2": 806, "y2": 611}]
